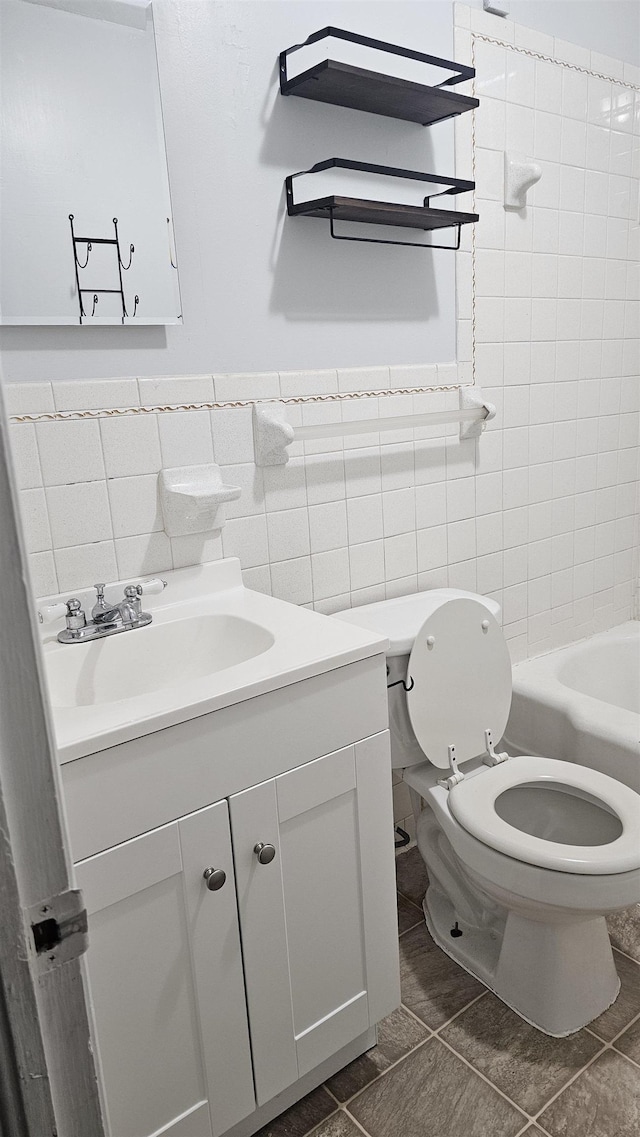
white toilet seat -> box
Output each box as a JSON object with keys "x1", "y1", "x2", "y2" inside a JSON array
[
  {"x1": 334, "y1": 587, "x2": 640, "y2": 1035},
  {"x1": 449, "y1": 755, "x2": 640, "y2": 875},
  {"x1": 406, "y1": 598, "x2": 512, "y2": 769}
]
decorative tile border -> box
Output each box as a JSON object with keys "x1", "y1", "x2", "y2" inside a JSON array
[
  {"x1": 474, "y1": 32, "x2": 640, "y2": 90},
  {"x1": 9, "y1": 382, "x2": 470, "y2": 424},
  {"x1": 6, "y1": 363, "x2": 469, "y2": 424}
]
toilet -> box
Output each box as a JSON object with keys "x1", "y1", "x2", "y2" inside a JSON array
[{"x1": 335, "y1": 589, "x2": 640, "y2": 1036}]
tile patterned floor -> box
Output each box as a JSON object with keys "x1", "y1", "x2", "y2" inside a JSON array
[{"x1": 257, "y1": 848, "x2": 640, "y2": 1137}]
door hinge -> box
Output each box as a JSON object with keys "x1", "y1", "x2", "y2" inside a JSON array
[{"x1": 27, "y1": 889, "x2": 88, "y2": 975}]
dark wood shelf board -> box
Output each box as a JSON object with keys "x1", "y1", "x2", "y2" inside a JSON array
[
  {"x1": 282, "y1": 59, "x2": 478, "y2": 125},
  {"x1": 289, "y1": 195, "x2": 478, "y2": 232}
]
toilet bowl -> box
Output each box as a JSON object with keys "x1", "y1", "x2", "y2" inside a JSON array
[{"x1": 335, "y1": 590, "x2": 640, "y2": 1036}]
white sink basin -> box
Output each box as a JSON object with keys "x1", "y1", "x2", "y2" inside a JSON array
[
  {"x1": 38, "y1": 558, "x2": 386, "y2": 763},
  {"x1": 46, "y1": 614, "x2": 275, "y2": 708}
]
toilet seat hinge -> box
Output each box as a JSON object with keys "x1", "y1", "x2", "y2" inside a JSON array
[
  {"x1": 438, "y1": 744, "x2": 466, "y2": 790},
  {"x1": 482, "y1": 729, "x2": 509, "y2": 768}
]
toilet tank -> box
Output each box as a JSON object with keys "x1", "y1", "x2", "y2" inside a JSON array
[
  {"x1": 334, "y1": 590, "x2": 502, "y2": 770},
  {"x1": 334, "y1": 589, "x2": 501, "y2": 657}
]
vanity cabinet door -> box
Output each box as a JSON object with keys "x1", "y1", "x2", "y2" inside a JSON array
[
  {"x1": 75, "y1": 801, "x2": 255, "y2": 1137},
  {"x1": 230, "y1": 731, "x2": 400, "y2": 1107}
]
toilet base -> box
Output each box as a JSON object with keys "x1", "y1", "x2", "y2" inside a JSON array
[{"x1": 423, "y1": 885, "x2": 621, "y2": 1037}]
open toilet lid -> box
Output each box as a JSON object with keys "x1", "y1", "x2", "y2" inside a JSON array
[{"x1": 406, "y1": 597, "x2": 512, "y2": 769}]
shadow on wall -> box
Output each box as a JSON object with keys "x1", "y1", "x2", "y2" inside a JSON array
[{"x1": 260, "y1": 68, "x2": 442, "y2": 324}]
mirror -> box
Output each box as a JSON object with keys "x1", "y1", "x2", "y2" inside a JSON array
[{"x1": 0, "y1": 0, "x2": 182, "y2": 325}]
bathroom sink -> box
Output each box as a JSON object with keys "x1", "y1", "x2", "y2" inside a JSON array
[
  {"x1": 38, "y1": 558, "x2": 386, "y2": 763},
  {"x1": 46, "y1": 614, "x2": 275, "y2": 708}
]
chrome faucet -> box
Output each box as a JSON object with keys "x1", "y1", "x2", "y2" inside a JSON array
[{"x1": 39, "y1": 579, "x2": 167, "y2": 644}]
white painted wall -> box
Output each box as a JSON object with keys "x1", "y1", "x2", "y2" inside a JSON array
[
  {"x1": 467, "y1": 0, "x2": 640, "y2": 66},
  {"x1": 0, "y1": 0, "x2": 460, "y2": 382}
]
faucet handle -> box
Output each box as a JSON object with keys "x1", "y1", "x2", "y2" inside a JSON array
[
  {"x1": 121, "y1": 578, "x2": 167, "y2": 602},
  {"x1": 137, "y1": 578, "x2": 167, "y2": 596},
  {"x1": 38, "y1": 601, "x2": 71, "y2": 624},
  {"x1": 38, "y1": 598, "x2": 86, "y2": 631}
]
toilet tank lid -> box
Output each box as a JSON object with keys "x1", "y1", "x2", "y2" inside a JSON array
[{"x1": 333, "y1": 589, "x2": 501, "y2": 657}]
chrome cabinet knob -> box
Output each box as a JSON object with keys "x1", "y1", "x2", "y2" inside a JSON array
[
  {"x1": 254, "y1": 842, "x2": 276, "y2": 865},
  {"x1": 203, "y1": 867, "x2": 226, "y2": 891}
]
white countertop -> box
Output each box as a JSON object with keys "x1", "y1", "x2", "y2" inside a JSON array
[{"x1": 39, "y1": 559, "x2": 387, "y2": 764}]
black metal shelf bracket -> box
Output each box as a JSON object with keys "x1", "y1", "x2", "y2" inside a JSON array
[
  {"x1": 328, "y1": 210, "x2": 462, "y2": 251},
  {"x1": 280, "y1": 26, "x2": 475, "y2": 91},
  {"x1": 69, "y1": 214, "x2": 138, "y2": 325},
  {"x1": 285, "y1": 158, "x2": 476, "y2": 250},
  {"x1": 287, "y1": 157, "x2": 474, "y2": 198}
]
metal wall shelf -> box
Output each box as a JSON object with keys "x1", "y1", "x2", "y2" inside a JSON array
[
  {"x1": 286, "y1": 160, "x2": 477, "y2": 249},
  {"x1": 280, "y1": 27, "x2": 478, "y2": 126}
]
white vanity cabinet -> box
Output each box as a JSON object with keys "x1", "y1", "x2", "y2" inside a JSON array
[
  {"x1": 63, "y1": 658, "x2": 399, "y2": 1137},
  {"x1": 74, "y1": 800, "x2": 255, "y2": 1137},
  {"x1": 231, "y1": 734, "x2": 395, "y2": 1108}
]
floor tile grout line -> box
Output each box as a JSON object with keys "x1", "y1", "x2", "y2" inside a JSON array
[
  {"x1": 302, "y1": 1101, "x2": 376, "y2": 1137},
  {"x1": 436, "y1": 1035, "x2": 531, "y2": 1124},
  {"x1": 584, "y1": 1027, "x2": 640, "y2": 1072},
  {"x1": 513, "y1": 1121, "x2": 536, "y2": 1137},
  {"x1": 327, "y1": 1034, "x2": 434, "y2": 1110},
  {"x1": 403, "y1": 977, "x2": 640, "y2": 1126},
  {"x1": 396, "y1": 888, "x2": 424, "y2": 911},
  {"x1": 341, "y1": 1106, "x2": 374, "y2": 1137},
  {"x1": 324, "y1": 1084, "x2": 342, "y2": 1107},
  {"x1": 526, "y1": 1041, "x2": 608, "y2": 1127},
  {"x1": 586, "y1": 1001, "x2": 640, "y2": 1047},
  {"x1": 609, "y1": 943, "x2": 640, "y2": 968},
  {"x1": 531, "y1": 1119, "x2": 555, "y2": 1137},
  {"x1": 361, "y1": 895, "x2": 639, "y2": 1136},
  {"x1": 431, "y1": 990, "x2": 489, "y2": 1034},
  {"x1": 398, "y1": 991, "x2": 489, "y2": 1039},
  {"x1": 613, "y1": 1047, "x2": 640, "y2": 1071},
  {"x1": 318, "y1": 968, "x2": 638, "y2": 1137},
  {"x1": 398, "y1": 1000, "x2": 436, "y2": 1032},
  {"x1": 398, "y1": 917, "x2": 424, "y2": 938}
]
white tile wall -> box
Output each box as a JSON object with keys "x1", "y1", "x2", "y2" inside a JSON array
[
  {"x1": 7, "y1": 366, "x2": 465, "y2": 615},
  {"x1": 4, "y1": 7, "x2": 639, "y2": 828},
  {"x1": 456, "y1": 2, "x2": 639, "y2": 658}
]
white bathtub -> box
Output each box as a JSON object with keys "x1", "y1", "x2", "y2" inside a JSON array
[{"x1": 505, "y1": 622, "x2": 640, "y2": 794}]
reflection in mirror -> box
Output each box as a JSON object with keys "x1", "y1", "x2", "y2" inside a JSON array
[{"x1": 0, "y1": 0, "x2": 182, "y2": 325}]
